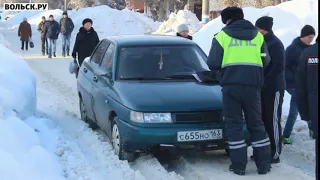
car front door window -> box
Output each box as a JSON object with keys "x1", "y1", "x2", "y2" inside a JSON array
[
  {"x1": 91, "y1": 41, "x2": 109, "y2": 68},
  {"x1": 101, "y1": 43, "x2": 115, "y2": 73}
]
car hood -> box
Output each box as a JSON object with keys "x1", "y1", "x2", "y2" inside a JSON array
[{"x1": 113, "y1": 81, "x2": 222, "y2": 112}]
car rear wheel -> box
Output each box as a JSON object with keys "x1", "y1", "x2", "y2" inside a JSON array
[
  {"x1": 111, "y1": 117, "x2": 135, "y2": 162},
  {"x1": 79, "y1": 98, "x2": 98, "y2": 130}
]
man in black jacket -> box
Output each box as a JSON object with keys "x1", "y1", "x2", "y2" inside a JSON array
[
  {"x1": 43, "y1": 15, "x2": 60, "y2": 58},
  {"x1": 72, "y1": 18, "x2": 99, "y2": 78},
  {"x1": 283, "y1": 25, "x2": 315, "y2": 144},
  {"x1": 255, "y1": 16, "x2": 286, "y2": 164},
  {"x1": 37, "y1": 16, "x2": 48, "y2": 56},
  {"x1": 207, "y1": 7, "x2": 271, "y2": 175},
  {"x1": 296, "y1": 36, "x2": 318, "y2": 180},
  {"x1": 59, "y1": 11, "x2": 74, "y2": 57}
]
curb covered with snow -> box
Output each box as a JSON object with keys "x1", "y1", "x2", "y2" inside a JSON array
[{"x1": 0, "y1": 33, "x2": 65, "y2": 180}]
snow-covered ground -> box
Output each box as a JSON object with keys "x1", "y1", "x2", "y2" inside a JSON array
[{"x1": 0, "y1": 0, "x2": 317, "y2": 179}]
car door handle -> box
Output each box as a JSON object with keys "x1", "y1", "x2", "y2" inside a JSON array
[
  {"x1": 93, "y1": 76, "x2": 98, "y2": 82},
  {"x1": 83, "y1": 67, "x2": 88, "y2": 73}
]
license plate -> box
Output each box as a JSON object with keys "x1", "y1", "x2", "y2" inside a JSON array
[{"x1": 177, "y1": 129, "x2": 223, "y2": 142}]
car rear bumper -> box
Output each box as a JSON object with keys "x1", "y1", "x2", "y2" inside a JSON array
[{"x1": 116, "y1": 118, "x2": 228, "y2": 152}]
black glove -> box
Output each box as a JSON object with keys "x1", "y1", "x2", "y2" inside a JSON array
[{"x1": 72, "y1": 52, "x2": 76, "y2": 59}]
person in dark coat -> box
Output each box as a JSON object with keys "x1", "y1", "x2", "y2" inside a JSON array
[
  {"x1": 37, "y1": 16, "x2": 48, "y2": 56},
  {"x1": 18, "y1": 17, "x2": 32, "y2": 51},
  {"x1": 255, "y1": 16, "x2": 285, "y2": 164},
  {"x1": 283, "y1": 25, "x2": 315, "y2": 144},
  {"x1": 72, "y1": 18, "x2": 100, "y2": 78},
  {"x1": 207, "y1": 7, "x2": 271, "y2": 175},
  {"x1": 176, "y1": 23, "x2": 192, "y2": 40},
  {"x1": 59, "y1": 11, "x2": 74, "y2": 57},
  {"x1": 296, "y1": 36, "x2": 318, "y2": 180},
  {"x1": 43, "y1": 15, "x2": 60, "y2": 58}
]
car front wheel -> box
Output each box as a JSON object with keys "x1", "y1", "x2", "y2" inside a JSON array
[{"x1": 111, "y1": 117, "x2": 135, "y2": 162}]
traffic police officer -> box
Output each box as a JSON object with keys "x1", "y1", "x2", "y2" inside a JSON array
[
  {"x1": 296, "y1": 36, "x2": 318, "y2": 180},
  {"x1": 207, "y1": 7, "x2": 271, "y2": 175}
]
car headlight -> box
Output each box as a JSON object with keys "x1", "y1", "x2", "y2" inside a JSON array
[{"x1": 130, "y1": 111, "x2": 172, "y2": 123}]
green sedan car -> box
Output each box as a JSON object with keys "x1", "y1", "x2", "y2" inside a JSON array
[{"x1": 77, "y1": 35, "x2": 227, "y2": 161}]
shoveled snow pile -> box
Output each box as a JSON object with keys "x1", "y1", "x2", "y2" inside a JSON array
[
  {"x1": 0, "y1": 33, "x2": 65, "y2": 180},
  {"x1": 5, "y1": 9, "x2": 65, "y2": 29},
  {"x1": 194, "y1": 0, "x2": 318, "y2": 55},
  {"x1": 153, "y1": 10, "x2": 203, "y2": 35},
  {"x1": 69, "y1": 6, "x2": 160, "y2": 40},
  {"x1": 0, "y1": 32, "x2": 11, "y2": 49}
]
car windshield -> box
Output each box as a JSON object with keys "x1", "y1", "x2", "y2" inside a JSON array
[{"x1": 117, "y1": 45, "x2": 209, "y2": 80}]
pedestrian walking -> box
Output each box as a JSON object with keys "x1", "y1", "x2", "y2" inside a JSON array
[
  {"x1": 176, "y1": 23, "x2": 192, "y2": 40},
  {"x1": 72, "y1": 18, "x2": 99, "y2": 78},
  {"x1": 296, "y1": 36, "x2": 318, "y2": 180},
  {"x1": 207, "y1": 7, "x2": 271, "y2": 175},
  {"x1": 37, "y1": 16, "x2": 48, "y2": 56},
  {"x1": 283, "y1": 25, "x2": 315, "y2": 143},
  {"x1": 59, "y1": 11, "x2": 74, "y2": 57},
  {"x1": 43, "y1": 15, "x2": 60, "y2": 58},
  {"x1": 255, "y1": 16, "x2": 285, "y2": 163},
  {"x1": 18, "y1": 17, "x2": 32, "y2": 51}
]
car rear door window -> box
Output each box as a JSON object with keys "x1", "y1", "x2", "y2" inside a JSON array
[
  {"x1": 101, "y1": 43, "x2": 115, "y2": 72},
  {"x1": 91, "y1": 41, "x2": 110, "y2": 68}
]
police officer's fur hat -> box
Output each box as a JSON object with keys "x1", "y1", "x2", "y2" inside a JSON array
[{"x1": 221, "y1": 7, "x2": 244, "y2": 24}]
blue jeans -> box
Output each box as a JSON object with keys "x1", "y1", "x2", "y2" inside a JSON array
[
  {"x1": 283, "y1": 89, "x2": 312, "y2": 138},
  {"x1": 47, "y1": 38, "x2": 57, "y2": 55},
  {"x1": 62, "y1": 34, "x2": 71, "y2": 54}
]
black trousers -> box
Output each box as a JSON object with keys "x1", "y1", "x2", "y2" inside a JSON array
[
  {"x1": 223, "y1": 85, "x2": 271, "y2": 171},
  {"x1": 21, "y1": 41, "x2": 28, "y2": 50},
  {"x1": 261, "y1": 90, "x2": 284, "y2": 160},
  {"x1": 41, "y1": 38, "x2": 48, "y2": 54}
]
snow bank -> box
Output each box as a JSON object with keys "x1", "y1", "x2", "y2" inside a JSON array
[
  {"x1": 0, "y1": 42, "x2": 36, "y2": 117},
  {"x1": 153, "y1": 10, "x2": 203, "y2": 35},
  {"x1": 6, "y1": 9, "x2": 65, "y2": 29},
  {"x1": 69, "y1": 6, "x2": 160, "y2": 40},
  {"x1": 194, "y1": 0, "x2": 318, "y2": 55},
  {"x1": 0, "y1": 33, "x2": 65, "y2": 180}
]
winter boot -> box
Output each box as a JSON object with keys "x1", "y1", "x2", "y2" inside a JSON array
[
  {"x1": 258, "y1": 167, "x2": 271, "y2": 175},
  {"x1": 229, "y1": 165, "x2": 245, "y2": 176},
  {"x1": 42, "y1": 52, "x2": 45, "y2": 56},
  {"x1": 271, "y1": 157, "x2": 280, "y2": 164},
  {"x1": 53, "y1": 53, "x2": 56, "y2": 57},
  {"x1": 62, "y1": 53, "x2": 66, "y2": 57},
  {"x1": 67, "y1": 52, "x2": 70, "y2": 56},
  {"x1": 48, "y1": 55, "x2": 52, "y2": 58},
  {"x1": 283, "y1": 137, "x2": 292, "y2": 144}
]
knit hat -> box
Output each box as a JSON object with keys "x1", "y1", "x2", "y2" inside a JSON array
[
  {"x1": 62, "y1": 11, "x2": 68, "y2": 16},
  {"x1": 220, "y1": 7, "x2": 244, "y2": 24},
  {"x1": 255, "y1": 16, "x2": 273, "y2": 32},
  {"x1": 23, "y1": 17, "x2": 27, "y2": 21},
  {"x1": 41, "y1": 16, "x2": 45, "y2": 19},
  {"x1": 82, "y1": 18, "x2": 93, "y2": 26},
  {"x1": 300, "y1": 25, "x2": 315, "y2": 38},
  {"x1": 177, "y1": 24, "x2": 189, "y2": 33},
  {"x1": 49, "y1": 15, "x2": 53, "y2": 18}
]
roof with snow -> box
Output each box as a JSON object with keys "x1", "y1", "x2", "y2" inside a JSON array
[{"x1": 108, "y1": 35, "x2": 196, "y2": 46}]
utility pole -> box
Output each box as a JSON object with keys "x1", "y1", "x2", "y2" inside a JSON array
[
  {"x1": 201, "y1": 0, "x2": 209, "y2": 23},
  {"x1": 64, "y1": 0, "x2": 67, "y2": 11}
]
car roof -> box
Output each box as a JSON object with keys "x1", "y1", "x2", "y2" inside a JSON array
[{"x1": 106, "y1": 35, "x2": 196, "y2": 46}]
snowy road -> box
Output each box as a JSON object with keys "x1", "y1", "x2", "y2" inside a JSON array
[{"x1": 0, "y1": 26, "x2": 315, "y2": 180}]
